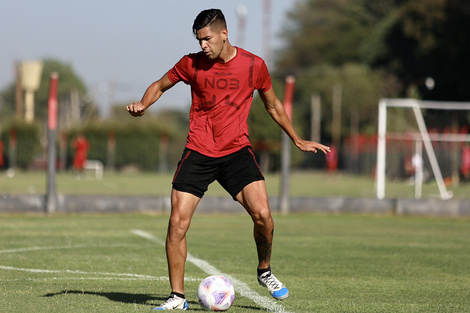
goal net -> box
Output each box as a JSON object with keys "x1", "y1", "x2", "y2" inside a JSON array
[{"x1": 376, "y1": 98, "x2": 470, "y2": 200}]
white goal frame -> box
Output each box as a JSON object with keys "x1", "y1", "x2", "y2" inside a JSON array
[{"x1": 376, "y1": 98, "x2": 470, "y2": 200}]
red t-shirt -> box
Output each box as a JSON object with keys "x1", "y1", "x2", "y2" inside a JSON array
[{"x1": 167, "y1": 47, "x2": 272, "y2": 157}]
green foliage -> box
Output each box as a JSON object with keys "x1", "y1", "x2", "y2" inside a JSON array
[
  {"x1": 363, "y1": 0, "x2": 470, "y2": 101},
  {"x1": 364, "y1": 0, "x2": 446, "y2": 92},
  {"x1": 67, "y1": 120, "x2": 169, "y2": 171},
  {"x1": 0, "y1": 120, "x2": 41, "y2": 169},
  {"x1": 248, "y1": 82, "x2": 282, "y2": 145},
  {"x1": 0, "y1": 118, "x2": 188, "y2": 172},
  {"x1": 1, "y1": 102, "x2": 188, "y2": 172},
  {"x1": 275, "y1": 0, "x2": 470, "y2": 139},
  {"x1": 277, "y1": 0, "x2": 392, "y2": 70},
  {"x1": 0, "y1": 59, "x2": 92, "y2": 125},
  {"x1": 283, "y1": 64, "x2": 384, "y2": 142},
  {"x1": 35, "y1": 59, "x2": 89, "y2": 121},
  {"x1": 272, "y1": 0, "x2": 406, "y2": 159},
  {"x1": 248, "y1": 79, "x2": 311, "y2": 169},
  {"x1": 0, "y1": 82, "x2": 16, "y2": 123},
  {"x1": 250, "y1": 65, "x2": 385, "y2": 169}
]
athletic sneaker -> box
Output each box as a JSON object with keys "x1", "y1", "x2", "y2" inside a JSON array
[
  {"x1": 152, "y1": 294, "x2": 188, "y2": 310},
  {"x1": 258, "y1": 271, "x2": 289, "y2": 300}
]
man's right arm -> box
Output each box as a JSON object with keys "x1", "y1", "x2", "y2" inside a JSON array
[{"x1": 126, "y1": 73, "x2": 175, "y2": 117}]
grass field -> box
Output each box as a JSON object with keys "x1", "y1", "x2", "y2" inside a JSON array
[
  {"x1": 1, "y1": 213, "x2": 469, "y2": 312},
  {"x1": 2, "y1": 170, "x2": 470, "y2": 199}
]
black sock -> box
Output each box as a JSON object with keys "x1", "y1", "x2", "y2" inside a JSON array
[
  {"x1": 257, "y1": 266, "x2": 271, "y2": 277},
  {"x1": 171, "y1": 291, "x2": 185, "y2": 299}
]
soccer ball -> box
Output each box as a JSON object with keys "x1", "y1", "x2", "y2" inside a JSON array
[{"x1": 197, "y1": 275, "x2": 235, "y2": 311}]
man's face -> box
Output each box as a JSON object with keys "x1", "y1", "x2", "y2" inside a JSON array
[{"x1": 196, "y1": 25, "x2": 227, "y2": 60}]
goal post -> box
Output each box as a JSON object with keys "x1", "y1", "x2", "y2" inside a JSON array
[{"x1": 376, "y1": 98, "x2": 470, "y2": 200}]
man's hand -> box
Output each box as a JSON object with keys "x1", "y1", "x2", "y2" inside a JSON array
[
  {"x1": 126, "y1": 101, "x2": 146, "y2": 117},
  {"x1": 296, "y1": 140, "x2": 331, "y2": 154}
]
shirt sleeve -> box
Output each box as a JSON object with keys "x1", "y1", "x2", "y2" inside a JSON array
[
  {"x1": 167, "y1": 55, "x2": 191, "y2": 85},
  {"x1": 255, "y1": 60, "x2": 272, "y2": 93}
]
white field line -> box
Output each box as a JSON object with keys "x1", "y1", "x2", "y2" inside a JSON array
[
  {"x1": 0, "y1": 265, "x2": 200, "y2": 282},
  {"x1": 0, "y1": 243, "x2": 146, "y2": 254},
  {"x1": 131, "y1": 229, "x2": 293, "y2": 313},
  {"x1": 0, "y1": 265, "x2": 161, "y2": 279},
  {"x1": 0, "y1": 241, "x2": 196, "y2": 283}
]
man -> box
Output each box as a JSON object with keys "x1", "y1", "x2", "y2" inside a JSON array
[
  {"x1": 127, "y1": 9, "x2": 330, "y2": 311},
  {"x1": 72, "y1": 134, "x2": 89, "y2": 175}
]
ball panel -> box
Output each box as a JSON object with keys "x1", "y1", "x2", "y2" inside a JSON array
[{"x1": 197, "y1": 275, "x2": 235, "y2": 311}]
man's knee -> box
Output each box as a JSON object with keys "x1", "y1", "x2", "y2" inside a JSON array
[
  {"x1": 170, "y1": 211, "x2": 190, "y2": 229},
  {"x1": 250, "y1": 206, "x2": 273, "y2": 225}
]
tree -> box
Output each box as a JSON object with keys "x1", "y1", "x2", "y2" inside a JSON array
[
  {"x1": 276, "y1": 0, "x2": 396, "y2": 72},
  {"x1": 0, "y1": 83, "x2": 16, "y2": 123},
  {"x1": 274, "y1": 0, "x2": 470, "y2": 137},
  {"x1": 35, "y1": 59, "x2": 91, "y2": 122},
  {"x1": 364, "y1": 0, "x2": 470, "y2": 101},
  {"x1": 273, "y1": 0, "x2": 401, "y2": 146},
  {"x1": 0, "y1": 59, "x2": 92, "y2": 124}
]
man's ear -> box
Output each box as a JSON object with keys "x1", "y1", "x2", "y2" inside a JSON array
[{"x1": 221, "y1": 28, "x2": 228, "y2": 41}]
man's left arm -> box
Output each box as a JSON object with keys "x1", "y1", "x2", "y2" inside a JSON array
[{"x1": 259, "y1": 88, "x2": 330, "y2": 154}]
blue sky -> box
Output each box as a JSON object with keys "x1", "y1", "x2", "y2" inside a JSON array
[{"x1": 0, "y1": 0, "x2": 295, "y2": 116}]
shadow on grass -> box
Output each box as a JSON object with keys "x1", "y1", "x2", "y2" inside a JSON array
[
  {"x1": 43, "y1": 290, "x2": 263, "y2": 311},
  {"x1": 43, "y1": 290, "x2": 162, "y2": 306}
]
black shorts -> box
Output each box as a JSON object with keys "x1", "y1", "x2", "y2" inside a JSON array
[{"x1": 172, "y1": 146, "x2": 264, "y2": 200}]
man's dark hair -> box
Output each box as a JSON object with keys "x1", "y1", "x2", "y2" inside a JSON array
[{"x1": 192, "y1": 9, "x2": 227, "y2": 36}]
